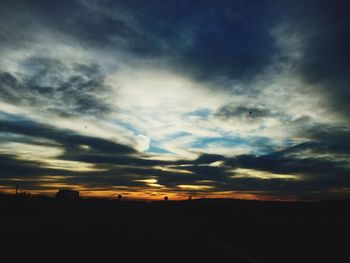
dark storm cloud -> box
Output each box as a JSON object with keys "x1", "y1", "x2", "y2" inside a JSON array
[
  {"x1": 0, "y1": 57, "x2": 111, "y2": 117},
  {"x1": 0, "y1": 155, "x2": 50, "y2": 178},
  {"x1": 0, "y1": 118, "x2": 135, "y2": 155},
  {"x1": 0, "y1": 154, "x2": 142, "y2": 190},
  {"x1": 282, "y1": 0, "x2": 350, "y2": 119},
  {"x1": 0, "y1": 0, "x2": 284, "y2": 85},
  {"x1": 227, "y1": 124, "x2": 350, "y2": 178},
  {"x1": 63, "y1": 154, "x2": 167, "y2": 167},
  {"x1": 300, "y1": 124, "x2": 350, "y2": 155},
  {"x1": 228, "y1": 153, "x2": 348, "y2": 180},
  {"x1": 0, "y1": 0, "x2": 39, "y2": 50},
  {"x1": 1, "y1": 0, "x2": 349, "y2": 92},
  {"x1": 63, "y1": 151, "x2": 225, "y2": 168},
  {"x1": 215, "y1": 105, "x2": 272, "y2": 119}
]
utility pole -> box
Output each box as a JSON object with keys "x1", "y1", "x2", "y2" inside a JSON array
[{"x1": 15, "y1": 184, "x2": 19, "y2": 195}]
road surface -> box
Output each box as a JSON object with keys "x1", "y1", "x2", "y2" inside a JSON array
[
  {"x1": 0, "y1": 203, "x2": 255, "y2": 262},
  {"x1": 0, "y1": 201, "x2": 348, "y2": 262}
]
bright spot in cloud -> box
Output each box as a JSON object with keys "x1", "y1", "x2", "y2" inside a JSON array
[
  {"x1": 232, "y1": 168, "x2": 301, "y2": 180},
  {"x1": 0, "y1": 142, "x2": 63, "y2": 160},
  {"x1": 135, "y1": 134, "x2": 150, "y2": 152},
  {"x1": 133, "y1": 178, "x2": 164, "y2": 188},
  {"x1": 134, "y1": 179, "x2": 158, "y2": 184},
  {"x1": 177, "y1": 185, "x2": 214, "y2": 190},
  {"x1": 42, "y1": 159, "x2": 107, "y2": 172}
]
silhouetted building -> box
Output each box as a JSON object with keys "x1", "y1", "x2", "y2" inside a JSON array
[
  {"x1": 17, "y1": 191, "x2": 31, "y2": 197},
  {"x1": 56, "y1": 189, "x2": 80, "y2": 200}
]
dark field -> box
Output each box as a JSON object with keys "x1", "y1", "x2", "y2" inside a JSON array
[{"x1": 0, "y1": 198, "x2": 349, "y2": 262}]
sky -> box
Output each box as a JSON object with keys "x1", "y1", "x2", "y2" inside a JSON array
[{"x1": 1, "y1": 0, "x2": 350, "y2": 200}]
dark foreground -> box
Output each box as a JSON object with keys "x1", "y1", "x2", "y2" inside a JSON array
[{"x1": 0, "y1": 198, "x2": 349, "y2": 262}]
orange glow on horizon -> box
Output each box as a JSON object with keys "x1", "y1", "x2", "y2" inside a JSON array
[{"x1": 0, "y1": 186, "x2": 298, "y2": 201}]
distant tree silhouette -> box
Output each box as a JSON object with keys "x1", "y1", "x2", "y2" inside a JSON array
[
  {"x1": 117, "y1": 194, "x2": 122, "y2": 201},
  {"x1": 164, "y1": 196, "x2": 168, "y2": 201}
]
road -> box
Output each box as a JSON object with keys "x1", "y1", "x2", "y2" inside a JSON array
[
  {"x1": 0, "y1": 201, "x2": 348, "y2": 262},
  {"x1": 0, "y1": 203, "x2": 255, "y2": 262}
]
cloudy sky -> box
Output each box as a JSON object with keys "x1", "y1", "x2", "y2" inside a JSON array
[{"x1": 1, "y1": 0, "x2": 350, "y2": 200}]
